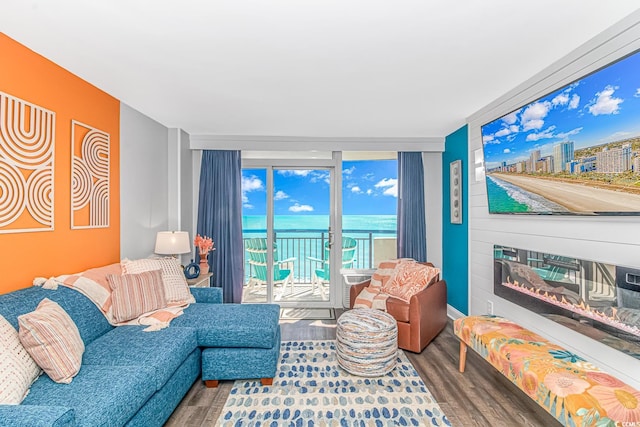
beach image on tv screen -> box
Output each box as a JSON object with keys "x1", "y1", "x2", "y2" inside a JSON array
[{"x1": 481, "y1": 49, "x2": 640, "y2": 215}]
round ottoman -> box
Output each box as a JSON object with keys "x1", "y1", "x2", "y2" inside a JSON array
[{"x1": 336, "y1": 308, "x2": 398, "y2": 376}]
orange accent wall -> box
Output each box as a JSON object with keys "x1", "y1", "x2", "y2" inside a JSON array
[{"x1": 0, "y1": 34, "x2": 120, "y2": 292}]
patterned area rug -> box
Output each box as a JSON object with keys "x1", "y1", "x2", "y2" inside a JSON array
[{"x1": 215, "y1": 340, "x2": 451, "y2": 426}]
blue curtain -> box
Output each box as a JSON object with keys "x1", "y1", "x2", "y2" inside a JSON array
[
  {"x1": 197, "y1": 150, "x2": 244, "y2": 303},
  {"x1": 397, "y1": 152, "x2": 427, "y2": 262}
]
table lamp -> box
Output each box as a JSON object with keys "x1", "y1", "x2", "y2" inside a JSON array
[{"x1": 154, "y1": 231, "x2": 191, "y2": 257}]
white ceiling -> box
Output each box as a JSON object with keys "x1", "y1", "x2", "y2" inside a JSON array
[{"x1": 2, "y1": 1, "x2": 639, "y2": 138}]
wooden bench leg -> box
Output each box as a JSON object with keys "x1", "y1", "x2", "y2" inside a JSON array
[
  {"x1": 459, "y1": 341, "x2": 467, "y2": 373},
  {"x1": 261, "y1": 378, "x2": 273, "y2": 386},
  {"x1": 205, "y1": 380, "x2": 219, "y2": 388}
]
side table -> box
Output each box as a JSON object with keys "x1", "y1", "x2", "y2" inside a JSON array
[{"x1": 187, "y1": 272, "x2": 213, "y2": 287}]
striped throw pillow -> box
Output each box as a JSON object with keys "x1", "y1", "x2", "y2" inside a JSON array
[
  {"x1": 121, "y1": 257, "x2": 194, "y2": 304},
  {"x1": 107, "y1": 269, "x2": 167, "y2": 323},
  {"x1": 0, "y1": 315, "x2": 41, "y2": 404},
  {"x1": 18, "y1": 299, "x2": 84, "y2": 384}
]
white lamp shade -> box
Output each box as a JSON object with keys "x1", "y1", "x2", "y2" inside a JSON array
[{"x1": 154, "y1": 231, "x2": 191, "y2": 255}]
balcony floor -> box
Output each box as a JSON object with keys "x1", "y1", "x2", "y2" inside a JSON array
[{"x1": 242, "y1": 281, "x2": 329, "y2": 303}]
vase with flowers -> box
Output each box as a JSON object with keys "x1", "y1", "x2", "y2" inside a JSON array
[{"x1": 194, "y1": 234, "x2": 215, "y2": 274}]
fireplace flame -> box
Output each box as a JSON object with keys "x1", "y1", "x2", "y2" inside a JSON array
[{"x1": 503, "y1": 276, "x2": 640, "y2": 338}]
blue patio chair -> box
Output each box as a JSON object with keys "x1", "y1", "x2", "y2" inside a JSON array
[
  {"x1": 245, "y1": 238, "x2": 296, "y2": 295},
  {"x1": 308, "y1": 237, "x2": 357, "y2": 296}
]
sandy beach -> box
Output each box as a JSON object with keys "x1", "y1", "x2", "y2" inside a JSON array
[{"x1": 490, "y1": 173, "x2": 640, "y2": 213}]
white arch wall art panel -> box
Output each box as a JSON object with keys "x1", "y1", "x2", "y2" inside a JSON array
[
  {"x1": 71, "y1": 120, "x2": 110, "y2": 229},
  {"x1": 0, "y1": 91, "x2": 55, "y2": 234}
]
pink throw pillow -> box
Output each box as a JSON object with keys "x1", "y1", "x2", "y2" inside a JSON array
[
  {"x1": 107, "y1": 270, "x2": 167, "y2": 323},
  {"x1": 18, "y1": 299, "x2": 85, "y2": 384}
]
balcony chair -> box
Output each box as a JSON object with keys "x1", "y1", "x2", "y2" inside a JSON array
[
  {"x1": 245, "y1": 238, "x2": 296, "y2": 295},
  {"x1": 349, "y1": 262, "x2": 447, "y2": 353},
  {"x1": 308, "y1": 237, "x2": 357, "y2": 296}
]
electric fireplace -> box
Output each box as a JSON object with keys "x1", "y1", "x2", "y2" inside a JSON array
[{"x1": 493, "y1": 245, "x2": 640, "y2": 360}]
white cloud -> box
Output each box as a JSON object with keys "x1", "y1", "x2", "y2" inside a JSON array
[
  {"x1": 343, "y1": 166, "x2": 356, "y2": 175},
  {"x1": 568, "y1": 94, "x2": 580, "y2": 109},
  {"x1": 521, "y1": 101, "x2": 551, "y2": 131},
  {"x1": 375, "y1": 178, "x2": 398, "y2": 197},
  {"x1": 241, "y1": 175, "x2": 264, "y2": 204},
  {"x1": 366, "y1": 189, "x2": 373, "y2": 195},
  {"x1": 351, "y1": 186, "x2": 362, "y2": 193},
  {"x1": 274, "y1": 190, "x2": 289, "y2": 200},
  {"x1": 495, "y1": 128, "x2": 511, "y2": 137},
  {"x1": 555, "y1": 127, "x2": 583, "y2": 140},
  {"x1": 483, "y1": 134, "x2": 499, "y2": 144},
  {"x1": 289, "y1": 203, "x2": 314, "y2": 212},
  {"x1": 588, "y1": 85, "x2": 623, "y2": 116},
  {"x1": 552, "y1": 93, "x2": 569, "y2": 106},
  {"x1": 502, "y1": 111, "x2": 519, "y2": 125},
  {"x1": 601, "y1": 130, "x2": 631, "y2": 142},
  {"x1": 526, "y1": 125, "x2": 556, "y2": 142},
  {"x1": 278, "y1": 170, "x2": 311, "y2": 177},
  {"x1": 503, "y1": 148, "x2": 511, "y2": 154},
  {"x1": 494, "y1": 125, "x2": 519, "y2": 138},
  {"x1": 309, "y1": 171, "x2": 330, "y2": 184},
  {"x1": 243, "y1": 203, "x2": 254, "y2": 209},
  {"x1": 635, "y1": 88, "x2": 640, "y2": 98}
]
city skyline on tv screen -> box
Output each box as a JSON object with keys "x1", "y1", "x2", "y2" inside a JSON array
[{"x1": 481, "y1": 49, "x2": 640, "y2": 215}]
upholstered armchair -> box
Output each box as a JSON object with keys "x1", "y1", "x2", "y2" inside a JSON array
[{"x1": 349, "y1": 262, "x2": 448, "y2": 353}]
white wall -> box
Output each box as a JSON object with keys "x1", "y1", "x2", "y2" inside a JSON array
[
  {"x1": 423, "y1": 152, "x2": 442, "y2": 269},
  {"x1": 120, "y1": 103, "x2": 170, "y2": 259},
  {"x1": 467, "y1": 12, "x2": 640, "y2": 388}
]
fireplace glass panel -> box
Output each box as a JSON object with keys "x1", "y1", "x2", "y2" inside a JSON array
[{"x1": 493, "y1": 245, "x2": 640, "y2": 360}]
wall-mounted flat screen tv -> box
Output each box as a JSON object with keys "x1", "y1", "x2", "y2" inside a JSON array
[{"x1": 481, "y1": 49, "x2": 640, "y2": 215}]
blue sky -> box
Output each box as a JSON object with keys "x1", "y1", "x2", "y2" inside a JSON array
[
  {"x1": 481, "y1": 50, "x2": 640, "y2": 169},
  {"x1": 242, "y1": 159, "x2": 398, "y2": 215}
]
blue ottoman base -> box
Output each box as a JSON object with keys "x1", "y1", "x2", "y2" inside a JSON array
[{"x1": 202, "y1": 327, "x2": 281, "y2": 387}]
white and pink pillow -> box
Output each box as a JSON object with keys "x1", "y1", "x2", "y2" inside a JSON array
[
  {"x1": 107, "y1": 270, "x2": 167, "y2": 323},
  {"x1": 18, "y1": 299, "x2": 85, "y2": 384},
  {"x1": 0, "y1": 315, "x2": 41, "y2": 404},
  {"x1": 121, "y1": 257, "x2": 194, "y2": 304}
]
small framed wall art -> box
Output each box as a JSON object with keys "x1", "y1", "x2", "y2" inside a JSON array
[{"x1": 450, "y1": 160, "x2": 462, "y2": 224}]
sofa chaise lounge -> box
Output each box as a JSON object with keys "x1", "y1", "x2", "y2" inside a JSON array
[{"x1": 0, "y1": 284, "x2": 280, "y2": 427}]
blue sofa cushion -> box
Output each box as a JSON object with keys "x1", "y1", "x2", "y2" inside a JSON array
[
  {"x1": 0, "y1": 286, "x2": 113, "y2": 346},
  {"x1": 171, "y1": 303, "x2": 280, "y2": 349},
  {"x1": 83, "y1": 325, "x2": 197, "y2": 391},
  {"x1": 0, "y1": 405, "x2": 75, "y2": 427},
  {"x1": 22, "y1": 364, "x2": 156, "y2": 427}
]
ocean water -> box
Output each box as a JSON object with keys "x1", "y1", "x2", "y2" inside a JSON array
[
  {"x1": 242, "y1": 215, "x2": 397, "y2": 233},
  {"x1": 486, "y1": 175, "x2": 568, "y2": 214},
  {"x1": 242, "y1": 215, "x2": 396, "y2": 279}
]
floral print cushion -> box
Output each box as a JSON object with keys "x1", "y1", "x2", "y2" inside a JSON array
[
  {"x1": 454, "y1": 315, "x2": 640, "y2": 427},
  {"x1": 381, "y1": 261, "x2": 440, "y2": 303}
]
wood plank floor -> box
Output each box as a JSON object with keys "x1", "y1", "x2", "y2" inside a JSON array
[{"x1": 165, "y1": 312, "x2": 560, "y2": 426}]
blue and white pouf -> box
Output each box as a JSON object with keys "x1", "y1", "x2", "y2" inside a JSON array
[{"x1": 336, "y1": 308, "x2": 398, "y2": 376}]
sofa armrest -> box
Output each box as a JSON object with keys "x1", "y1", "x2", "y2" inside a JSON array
[
  {"x1": 0, "y1": 405, "x2": 75, "y2": 427},
  {"x1": 409, "y1": 279, "x2": 448, "y2": 349},
  {"x1": 349, "y1": 280, "x2": 372, "y2": 309},
  {"x1": 190, "y1": 287, "x2": 223, "y2": 304}
]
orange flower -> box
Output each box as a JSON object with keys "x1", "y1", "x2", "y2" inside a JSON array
[
  {"x1": 543, "y1": 372, "x2": 590, "y2": 398},
  {"x1": 522, "y1": 371, "x2": 539, "y2": 397},
  {"x1": 194, "y1": 234, "x2": 215, "y2": 254},
  {"x1": 588, "y1": 385, "x2": 640, "y2": 423}
]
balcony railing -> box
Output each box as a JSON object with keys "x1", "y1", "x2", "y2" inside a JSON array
[{"x1": 243, "y1": 229, "x2": 396, "y2": 284}]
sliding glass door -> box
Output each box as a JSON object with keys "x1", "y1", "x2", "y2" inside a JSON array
[{"x1": 242, "y1": 162, "x2": 336, "y2": 307}]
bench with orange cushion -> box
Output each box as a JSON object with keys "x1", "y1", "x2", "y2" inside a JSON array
[{"x1": 454, "y1": 315, "x2": 640, "y2": 426}]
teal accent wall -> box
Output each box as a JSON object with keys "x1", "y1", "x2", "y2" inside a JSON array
[{"x1": 442, "y1": 125, "x2": 469, "y2": 314}]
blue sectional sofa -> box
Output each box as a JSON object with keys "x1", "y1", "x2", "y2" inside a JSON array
[{"x1": 0, "y1": 285, "x2": 281, "y2": 427}]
